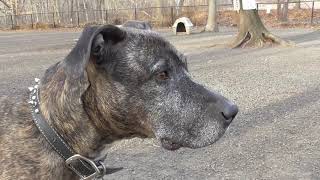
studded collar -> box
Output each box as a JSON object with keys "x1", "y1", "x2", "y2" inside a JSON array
[{"x1": 28, "y1": 78, "x2": 108, "y2": 180}]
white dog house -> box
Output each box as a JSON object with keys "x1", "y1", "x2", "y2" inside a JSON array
[{"x1": 172, "y1": 17, "x2": 194, "y2": 35}]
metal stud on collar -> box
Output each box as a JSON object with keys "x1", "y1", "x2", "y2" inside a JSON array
[
  {"x1": 35, "y1": 78, "x2": 40, "y2": 83},
  {"x1": 28, "y1": 77, "x2": 41, "y2": 114}
]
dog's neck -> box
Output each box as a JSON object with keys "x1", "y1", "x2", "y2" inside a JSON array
[
  {"x1": 35, "y1": 62, "x2": 127, "y2": 157},
  {"x1": 37, "y1": 75, "x2": 105, "y2": 157}
]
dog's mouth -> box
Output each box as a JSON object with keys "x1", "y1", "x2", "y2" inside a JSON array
[{"x1": 160, "y1": 138, "x2": 182, "y2": 151}]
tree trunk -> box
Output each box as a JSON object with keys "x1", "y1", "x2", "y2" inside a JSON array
[
  {"x1": 155, "y1": 0, "x2": 164, "y2": 26},
  {"x1": 99, "y1": 0, "x2": 104, "y2": 24},
  {"x1": 295, "y1": 0, "x2": 301, "y2": 9},
  {"x1": 281, "y1": 0, "x2": 288, "y2": 22},
  {"x1": 53, "y1": 0, "x2": 60, "y2": 23},
  {"x1": 11, "y1": 0, "x2": 17, "y2": 27},
  {"x1": 277, "y1": 0, "x2": 282, "y2": 21},
  {"x1": 83, "y1": 0, "x2": 88, "y2": 22},
  {"x1": 205, "y1": 0, "x2": 218, "y2": 32},
  {"x1": 178, "y1": 0, "x2": 184, "y2": 6},
  {"x1": 70, "y1": 0, "x2": 74, "y2": 21},
  {"x1": 0, "y1": 0, "x2": 11, "y2": 8},
  {"x1": 231, "y1": 10, "x2": 292, "y2": 48},
  {"x1": 46, "y1": 0, "x2": 49, "y2": 22},
  {"x1": 176, "y1": 0, "x2": 184, "y2": 16}
]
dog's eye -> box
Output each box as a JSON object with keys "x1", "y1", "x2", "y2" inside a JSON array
[{"x1": 157, "y1": 71, "x2": 169, "y2": 81}]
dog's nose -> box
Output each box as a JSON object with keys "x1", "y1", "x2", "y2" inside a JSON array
[{"x1": 221, "y1": 102, "x2": 238, "y2": 122}]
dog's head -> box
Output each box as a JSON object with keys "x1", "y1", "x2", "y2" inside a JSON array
[{"x1": 60, "y1": 25, "x2": 238, "y2": 150}]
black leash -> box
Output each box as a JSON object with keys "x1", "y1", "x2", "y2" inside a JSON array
[{"x1": 28, "y1": 78, "x2": 107, "y2": 180}]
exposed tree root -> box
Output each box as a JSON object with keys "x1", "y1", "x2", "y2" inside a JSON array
[
  {"x1": 230, "y1": 9, "x2": 294, "y2": 48},
  {"x1": 231, "y1": 30, "x2": 294, "y2": 48},
  {"x1": 263, "y1": 32, "x2": 294, "y2": 47},
  {"x1": 232, "y1": 31, "x2": 264, "y2": 48}
]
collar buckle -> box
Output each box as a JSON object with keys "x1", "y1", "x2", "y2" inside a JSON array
[{"x1": 66, "y1": 154, "x2": 106, "y2": 180}]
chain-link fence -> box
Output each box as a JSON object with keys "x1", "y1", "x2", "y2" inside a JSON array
[
  {"x1": 0, "y1": 2, "x2": 319, "y2": 30},
  {"x1": 0, "y1": 4, "x2": 234, "y2": 29},
  {"x1": 257, "y1": 1, "x2": 320, "y2": 27}
]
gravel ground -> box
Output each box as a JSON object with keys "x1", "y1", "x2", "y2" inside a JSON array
[{"x1": 1, "y1": 28, "x2": 320, "y2": 179}]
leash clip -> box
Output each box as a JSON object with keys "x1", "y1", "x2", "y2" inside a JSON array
[{"x1": 66, "y1": 154, "x2": 106, "y2": 180}]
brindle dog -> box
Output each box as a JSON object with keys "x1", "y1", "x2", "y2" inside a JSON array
[{"x1": 0, "y1": 25, "x2": 238, "y2": 180}]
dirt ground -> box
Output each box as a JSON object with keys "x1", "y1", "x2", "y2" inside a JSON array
[{"x1": 1, "y1": 27, "x2": 320, "y2": 179}]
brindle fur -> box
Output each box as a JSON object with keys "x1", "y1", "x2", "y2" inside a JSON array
[{"x1": 0, "y1": 25, "x2": 237, "y2": 180}]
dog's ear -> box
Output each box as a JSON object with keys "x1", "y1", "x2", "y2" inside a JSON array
[
  {"x1": 62, "y1": 25, "x2": 126, "y2": 79},
  {"x1": 91, "y1": 26, "x2": 126, "y2": 64},
  {"x1": 59, "y1": 25, "x2": 126, "y2": 102},
  {"x1": 40, "y1": 25, "x2": 126, "y2": 123}
]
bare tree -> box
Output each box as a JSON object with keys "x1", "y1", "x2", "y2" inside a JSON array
[
  {"x1": 10, "y1": 0, "x2": 17, "y2": 27},
  {"x1": 70, "y1": 0, "x2": 74, "y2": 21},
  {"x1": 175, "y1": 0, "x2": 185, "y2": 15},
  {"x1": 82, "y1": 0, "x2": 88, "y2": 22},
  {"x1": 277, "y1": 0, "x2": 281, "y2": 21},
  {"x1": 295, "y1": 0, "x2": 301, "y2": 9},
  {"x1": 0, "y1": 0, "x2": 11, "y2": 15},
  {"x1": 0, "y1": 0, "x2": 233, "y2": 28},
  {"x1": 231, "y1": 0, "x2": 292, "y2": 48},
  {"x1": 277, "y1": 0, "x2": 289, "y2": 22},
  {"x1": 178, "y1": 0, "x2": 184, "y2": 6},
  {"x1": 205, "y1": 0, "x2": 218, "y2": 32},
  {"x1": 281, "y1": 0, "x2": 289, "y2": 22},
  {"x1": 155, "y1": 0, "x2": 164, "y2": 25},
  {"x1": 0, "y1": 0, "x2": 11, "y2": 8}
]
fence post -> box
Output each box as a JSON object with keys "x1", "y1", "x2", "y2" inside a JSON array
[
  {"x1": 105, "y1": 9, "x2": 108, "y2": 24},
  {"x1": 171, "y1": 7, "x2": 174, "y2": 25},
  {"x1": 256, "y1": 3, "x2": 259, "y2": 12},
  {"x1": 311, "y1": 1, "x2": 315, "y2": 25},
  {"x1": 52, "y1": 13, "x2": 56, "y2": 28},
  {"x1": 77, "y1": 11, "x2": 80, "y2": 27},
  {"x1": 134, "y1": 7, "x2": 137, "y2": 20},
  {"x1": 31, "y1": 14, "x2": 34, "y2": 29},
  {"x1": 10, "y1": 15, "x2": 14, "y2": 29}
]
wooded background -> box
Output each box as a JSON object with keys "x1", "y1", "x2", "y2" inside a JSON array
[
  {"x1": 0, "y1": 0, "x2": 233, "y2": 29},
  {"x1": 0, "y1": 0, "x2": 232, "y2": 16},
  {"x1": 0, "y1": 0, "x2": 319, "y2": 29}
]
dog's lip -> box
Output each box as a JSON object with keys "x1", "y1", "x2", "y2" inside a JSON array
[
  {"x1": 160, "y1": 138, "x2": 182, "y2": 151},
  {"x1": 225, "y1": 125, "x2": 230, "y2": 132}
]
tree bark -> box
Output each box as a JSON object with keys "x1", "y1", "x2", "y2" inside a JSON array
[
  {"x1": 82, "y1": 0, "x2": 88, "y2": 22},
  {"x1": 231, "y1": 10, "x2": 292, "y2": 48},
  {"x1": 53, "y1": 0, "x2": 60, "y2": 23},
  {"x1": 281, "y1": 0, "x2": 289, "y2": 22},
  {"x1": 277, "y1": 0, "x2": 282, "y2": 21},
  {"x1": 205, "y1": 0, "x2": 218, "y2": 32},
  {"x1": 178, "y1": 0, "x2": 184, "y2": 6},
  {"x1": 295, "y1": 0, "x2": 301, "y2": 9},
  {"x1": 155, "y1": 0, "x2": 164, "y2": 26},
  {"x1": 45, "y1": 0, "x2": 49, "y2": 22},
  {"x1": 176, "y1": 0, "x2": 184, "y2": 16},
  {"x1": 70, "y1": 0, "x2": 74, "y2": 20},
  {"x1": 99, "y1": 0, "x2": 104, "y2": 24},
  {"x1": 10, "y1": 0, "x2": 17, "y2": 27},
  {"x1": 0, "y1": 0, "x2": 11, "y2": 8}
]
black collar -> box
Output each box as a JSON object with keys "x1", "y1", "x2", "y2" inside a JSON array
[{"x1": 28, "y1": 78, "x2": 107, "y2": 180}]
